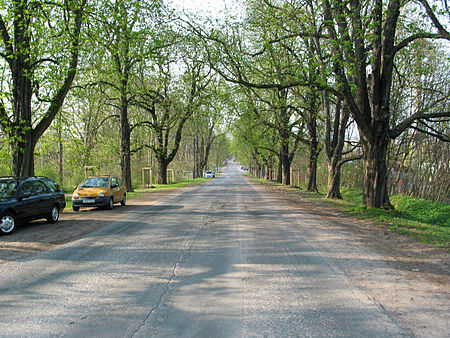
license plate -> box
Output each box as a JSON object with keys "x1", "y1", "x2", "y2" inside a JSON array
[{"x1": 82, "y1": 199, "x2": 95, "y2": 204}]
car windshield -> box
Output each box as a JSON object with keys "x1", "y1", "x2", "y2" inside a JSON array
[
  {"x1": 79, "y1": 177, "x2": 109, "y2": 188},
  {"x1": 0, "y1": 180, "x2": 18, "y2": 201}
]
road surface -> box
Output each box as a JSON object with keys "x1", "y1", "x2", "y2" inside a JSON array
[{"x1": 0, "y1": 163, "x2": 410, "y2": 337}]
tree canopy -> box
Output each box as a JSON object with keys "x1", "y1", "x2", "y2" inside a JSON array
[{"x1": 0, "y1": 0, "x2": 448, "y2": 207}]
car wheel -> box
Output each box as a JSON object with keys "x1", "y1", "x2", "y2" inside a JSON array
[
  {"x1": 0, "y1": 213, "x2": 16, "y2": 235},
  {"x1": 47, "y1": 205, "x2": 59, "y2": 223},
  {"x1": 73, "y1": 206, "x2": 80, "y2": 211},
  {"x1": 106, "y1": 197, "x2": 114, "y2": 210},
  {"x1": 120, "y1": 195, "x2": 126, "y2": 206}
]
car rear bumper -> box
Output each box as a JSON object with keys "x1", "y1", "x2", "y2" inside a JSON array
[{"x1": 72, "y1": 197, "x2": 109, "y2": 208}]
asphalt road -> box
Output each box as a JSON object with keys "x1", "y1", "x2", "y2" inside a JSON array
[{"x1": 0, "y1": 163, "x2": 408, "y2": 337}]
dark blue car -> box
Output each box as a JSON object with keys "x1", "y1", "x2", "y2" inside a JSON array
[{"x1": 0, "y1": 177, "x2": 66, "y2": 235}]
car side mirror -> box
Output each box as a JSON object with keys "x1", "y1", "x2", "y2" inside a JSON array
[{"x1": 111, "y1": 184, "x2": 118, "y2": 189}]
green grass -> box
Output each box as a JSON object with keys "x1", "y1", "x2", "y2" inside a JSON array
[
  {"x1": 64, "y1": 177, "x2": 208, "y2": 211},
  {"x1": 329, "y1": 188, "x2": 449, "y2": 248},
  {"x1": 248, "y1": 177, "x2": 450, "y2": 248}
]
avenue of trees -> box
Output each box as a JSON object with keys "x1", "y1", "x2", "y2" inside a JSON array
[
  {"x1": 0, "y1": 0, "x2": 230, "y2": 188},
  {"x1": 0, "y1": 0, "x2": 448, "y2": 208},
  {"x1": 196, "y1": 0, "x2": 449, "y2": 207}
]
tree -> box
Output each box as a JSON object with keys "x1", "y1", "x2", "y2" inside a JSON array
[
  {"x1": 321, "y1": 0, "x2": 450, "y2": 208},
  {"x1": 388, "y1": 39, "x2": 450, "y2": 201},
  {"x1": 189, "y1": 82, "x2": 228, "y2": 178},
  {"x1": 135, "y1": 42, "x2": 211, "y2": 184},
  {"x1": 62, "y1": 86, "x2": 116, "y2": 176},
  {"x1": 230, "y1": 89, "x2": 280, "y2": 180},
  {"x1": 89, "y1": 0, "x2": 163, "y2": 191},
  {"x1": 230, "y1": 0, "x2": 449, "y2": 207},
  {"x1": 0, "y1": 0, "x2": 87, "y2": 176},
  {"x1": 195, "y1": 15, "x2": 308, "y2": 184}
]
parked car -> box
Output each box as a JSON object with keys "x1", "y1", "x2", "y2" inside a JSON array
[
  {"x1": 205, "y1": 170, "x2": 215, "y2": 179},
  {"x1": 72, "y1": 175, "x2": 126, "y2": 211},
  {"x1": 0, "y1": 176, "x2": 66, "y2": 235}
]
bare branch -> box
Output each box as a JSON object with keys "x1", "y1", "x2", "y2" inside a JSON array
[
  {"x1": 393, "y1": 32, "x2": 450, "y2": 56},
  {"x1": 338, "y1": 155, "x2": 362, "y2": 167},
  {"x1": 389, "y1": 111, "x2": 450, "y2": 139},
  {"x1": 410, "y1": 124, "x2": 450, "y2": 142},
  {"x1": 417, "y1": 0, "x2": 450, "y2": 37}
]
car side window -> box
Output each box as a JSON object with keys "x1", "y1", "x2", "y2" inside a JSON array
[
  {"x1": 41, "y1": 178, "x2": 62, "y2": 192},
  {"x1": 20, "y1": 181, "x2": 49, "y2": 197},
  {"x1": 33, "y1": 181, "x2": 48, "y2": 195},
  {"x1": 20, "y1": 181, "x2": 34, "y2": 196}
]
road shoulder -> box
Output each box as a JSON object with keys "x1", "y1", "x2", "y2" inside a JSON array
[
  {"x1": 248, "y1": 178, "x2": 449, "y2": 337},
  {"x1": 0, "y1": 188, "x2": 183, "y2": 264}
]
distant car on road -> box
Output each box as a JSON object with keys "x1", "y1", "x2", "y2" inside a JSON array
[
  {"x1": 0, "y1": 176, "x2": 66, "y2": 235},
  {"x1": 72, "y1": 175, "x2": 126, "y2": 211},
  {"x1": 205, "y1": 170, "x2": 215, "y2": 179}
]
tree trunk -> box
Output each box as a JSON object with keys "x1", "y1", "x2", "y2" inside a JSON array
[
  {"x1": 361, "y1": 135, "x2": 392, "y2": 209},
  {"x1": 306, "y1": 148, "x2": 319, "y2": 192},
  {"x1": 58, "y1": 137, "x2": 63, "y2": 185},
  {"x1": 120, "y1": 100, "x2": 133, "y2": 192},
  {"x1": 326, "y1": 160, "x2": 342, "y2": 199},
  {"x1": 11, "y1": 11, "x2": 34, "y2": 177},
  {"x1": 306, "y1": 118, "x2": 319, "y2": 192},
  {"x1": 157, "y1": 159, "x2": 169, "y2": 184},
  {"x1": 280, "y1": 141, "x2": 291, "y2": 185},
  {"x1": 192, "y1": 136, "x2": 201, "y2": 178},
  {"x1": 57, "y1": 114, "x2": 63, "y2": 184},
  {"x1": 323, "y1": 95, "x2": 350, "y2": 199},
  {"x1": 12, "y1": 131, "x2": 34, "y2": 177},
  {"x1": 202, "y1": 141, "x2": 213, "y2": 174},
  {"x1": 276, "y1": 161, "x2": 282, "y2": 183}
]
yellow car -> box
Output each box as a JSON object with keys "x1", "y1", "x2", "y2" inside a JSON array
[{"x1": 72, "y1": 175, "x2": 126, "y2": 211}]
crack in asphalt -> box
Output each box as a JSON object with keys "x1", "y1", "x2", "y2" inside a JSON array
[{"x1": 130, "y1": 194, "x2": 216, "y2": 337}]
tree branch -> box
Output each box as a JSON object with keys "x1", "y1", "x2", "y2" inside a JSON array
[
  {"x1": 417, "y1": 0, "x2": 450, "y2": 37},
  {"x1": 393, "y1": 32, "x2": 450, "y2": 56},
  {"x1": 33, "y1": 0, "x2": 87, "y2": 145},
  {"x1": 0, "y1": 14, "x2": 13, "y2": 66},
  {"x1": 410, "y1": 124, "x2": 450, "y2": 142},
  {"x1": 389, "y1": 111, "x2": 450, "y2": 139},
  {"x1": 338, "y1": 155, "x2": 362, "y2": 168}
]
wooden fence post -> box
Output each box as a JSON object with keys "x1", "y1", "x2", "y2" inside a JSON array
[
  {"x1": 167, "y1": 169, "x2": 174, "y2": 184},
  {"x1": 290, "y1": 167, "x2": 293, "y2": 186},
  {"x1": 142, "y1": 168, "x2": 152, "y2": 188}
]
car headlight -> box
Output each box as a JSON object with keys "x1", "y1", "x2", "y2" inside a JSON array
[
  {"x1": 73, "y1": 193, "x2": 79, "y2": 199},
  {"x1": 98, "y1": 193, "x2": 104, "y2": 198}
]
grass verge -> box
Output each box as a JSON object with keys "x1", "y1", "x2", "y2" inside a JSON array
[{"x1": 248, "y1": 177, "x2": 449, "y2": 249}]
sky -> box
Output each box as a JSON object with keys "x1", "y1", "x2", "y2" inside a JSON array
[{"x1": 167, "y1": 0, "x2": 241, "y2": 20}]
